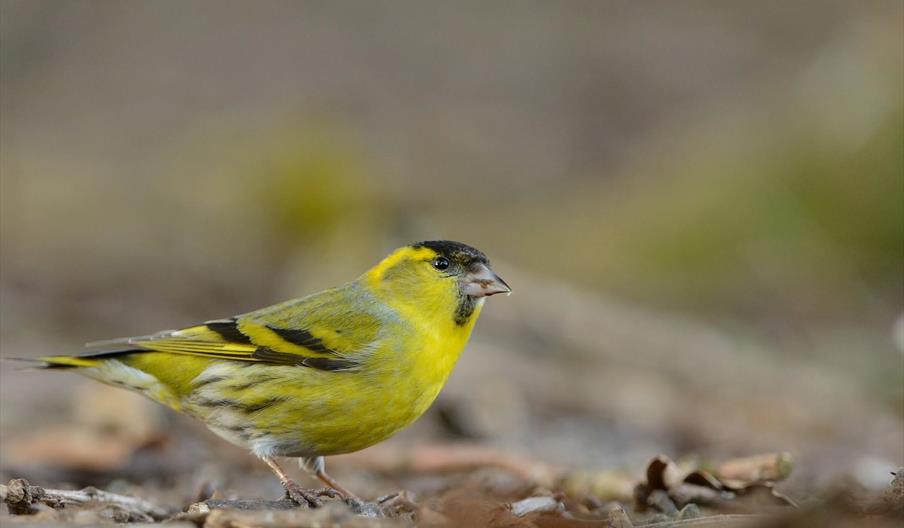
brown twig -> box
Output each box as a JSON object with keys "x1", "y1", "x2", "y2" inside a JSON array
[{"x1": 1, "y1": 478, "x2": 170, "y2": 520}]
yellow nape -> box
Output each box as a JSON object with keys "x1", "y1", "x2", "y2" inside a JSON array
[{"x1": 363, "y1": 245, "x2": 436, "y2": 286}]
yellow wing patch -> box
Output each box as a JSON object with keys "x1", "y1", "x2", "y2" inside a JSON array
[{"x1": 95, "y1": 318, "x2": 361, "y2": 371}]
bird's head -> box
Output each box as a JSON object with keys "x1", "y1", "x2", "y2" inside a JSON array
[{"x1": 363, "y1": 240, "x2": 510, "y2": 325}]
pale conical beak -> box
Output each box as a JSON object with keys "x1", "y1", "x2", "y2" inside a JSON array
[{"x1": 461, "y1": 263, "x2": 511, "y2": 298}]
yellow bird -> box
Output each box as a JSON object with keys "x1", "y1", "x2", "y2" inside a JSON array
[{"x1": 28, "y1": 241, "x2": 510, "y2": 505}]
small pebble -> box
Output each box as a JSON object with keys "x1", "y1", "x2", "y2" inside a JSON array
[{"x1": 509, "y1": 495, "x2": 563, "y2": 517}]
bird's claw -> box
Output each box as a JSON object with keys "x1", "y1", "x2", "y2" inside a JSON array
[
  {"x1": 312, "y1": 487, "x2": 344, "y2": 499},
  {"x1": 283, "y1": 482, "x2": 332, "y2": 508}
]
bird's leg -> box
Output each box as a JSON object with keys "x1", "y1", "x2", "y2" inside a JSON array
[
  {"x1": 259, "y1": 455, "x2": 321, "y2": 507},
  {"x1": 300, "y1": 456, "x2": 359, "y2": 500}
]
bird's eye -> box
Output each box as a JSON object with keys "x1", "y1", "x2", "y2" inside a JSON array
[{"x1": 432, "y1": 256, "x2": 450, "y2": 271}]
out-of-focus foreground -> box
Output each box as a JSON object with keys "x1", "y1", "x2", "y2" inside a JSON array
[{"x1": 1, "y1": 2, "x2": 902, "y2": 526}]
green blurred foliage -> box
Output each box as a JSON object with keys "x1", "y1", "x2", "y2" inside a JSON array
[
  {"x1": 486, "y1": 66, "x2": 902, "y2": 323},
  {"x1": 157, "y1": 120, "x2": 401, "y2": 299},
  {"x1": 243, "y1": 131, "x2": 377, "y2": 244},
  {"x1": 0, "y1": 1, "x2": 900, "y2": 339},
  {"x1": 595, "y1": 107, "x2": 903, "y2": 319}
]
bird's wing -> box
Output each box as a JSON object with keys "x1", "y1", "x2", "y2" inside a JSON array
[{"x1": 88, "y1": 286, "x2": 382, "y2": 371}]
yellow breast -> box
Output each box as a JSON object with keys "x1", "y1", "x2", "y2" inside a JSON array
[{"x1": 296, "y1": 299, "x2": 482, "y2": 456}]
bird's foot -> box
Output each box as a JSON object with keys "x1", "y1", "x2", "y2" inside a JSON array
[{"x1": 282, "y1": 481, "x2": 339, "y2": 508}]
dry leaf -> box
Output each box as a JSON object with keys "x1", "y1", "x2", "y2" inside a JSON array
[{"x1": 635, "y1": 454, "x2": 796, "y2": 514}]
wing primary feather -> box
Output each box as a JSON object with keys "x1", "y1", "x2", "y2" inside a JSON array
[
  {"x1": 266, "y1": 326, "x2": 337, "y2": 354},
  {"x1": 252, "y1": 347, "x2": 357, "y2": 371},
  {"x1": 205, "y1": 319, "x2": 252, "y2": 344},
  {"x1": 300, "y1": 356, "x2": 358, "y2": 371},
  {"x1": 85, "y1": 333, "x2": 175, "y2": 348}
]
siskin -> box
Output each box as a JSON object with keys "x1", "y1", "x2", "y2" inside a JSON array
[{"x1": 25, "y1": 241, "x2": 510, "y2": 505}]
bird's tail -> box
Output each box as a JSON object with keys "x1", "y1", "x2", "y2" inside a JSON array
[
  {"x1": 2, "y1": 349, "x2": 184, "y2": 409},
  {"x1": 2, "y1": 349, "x2": 137, "y2": 369}
]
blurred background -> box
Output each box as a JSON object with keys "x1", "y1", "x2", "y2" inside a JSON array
[{"x1": 1, "y1": 0, "x2": 902, "y2": 516}]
